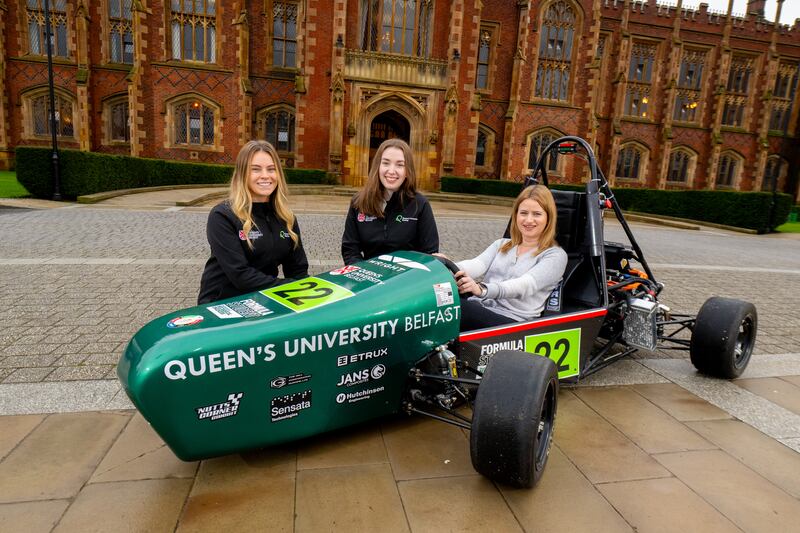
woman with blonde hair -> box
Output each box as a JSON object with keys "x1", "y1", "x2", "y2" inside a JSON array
[
  {"x1": 454, "y1": 184, "x2": 567, "y2": 330},
  {"x1": 198, "y1": 140, "x2": 308, "y2": 304},
  {"x1": 341, "y1": 138, "x2": 439, "y2": 265}
]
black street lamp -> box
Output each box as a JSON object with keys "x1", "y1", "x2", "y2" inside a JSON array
[{"x1": 43, "y1": 0, "x2": 62, "y2": 200}]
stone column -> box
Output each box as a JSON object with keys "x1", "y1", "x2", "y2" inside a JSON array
[
  {"x1": 584, "y1": 0, "x2": 603, "y2": 156},
  {"x1": 441, "y1": 0, "x2": 464, "y2": 176},
  {"x1": 707, "y1": 0, "x2": 736, "y2": 190},
  {"x1": 656, "y1": 0, "x2": 683, "y2": 189},
  {"x1": 607, "y1": 0, "x2": 633, "y2": 187},
  {"x1": 233, "y1": 5, "x2": 252, "y2": 146},
  {"x1": 0, "y1": 1, "x2": 10, "y2": 169},
  {"x1": 128, "y1": 0, "x2": 149, "y2": 157},
  {"x1": 75, "y1": 1, "x2": 91, "y2": 151},
  {"x1": 499, "y1": 0, "x2": 530, "y2": 181},
  {"x1": 327, "y1": 0, "x2": 347, "y2": 177}
]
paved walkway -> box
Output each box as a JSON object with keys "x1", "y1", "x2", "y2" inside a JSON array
[{"x1": 1, "y1": 189, "x2": 799, "y2": 531}]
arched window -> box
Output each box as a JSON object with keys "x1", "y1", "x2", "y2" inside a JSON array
[
  {"x1": 360, "y1": 0, "x2": 433, "y2": 57},
  {"x1": 257, "y1": 106, "x2": 295, "y2": 154},
  {"x1": 762, "y1": 156, "x2": 787, "y2": 192},
  {"x1": 25, "y1": 90, "x2": 75, "y2": 139},
  {"x1": 170, "y1": 97, "x2": 218, "y2": 147},
  {"x1": 716, "y1": 152, "x2": 742, "y2": 188},
  {"x1": 105, "y1": 95, "x2": 130, "y2": 143},
  {"x1": 616, "y1": 144, "x2": 646, "y2": 180},
  {"x1": 109, "y1": 0, "x2": 134, "y2": 64},
  {"x1": 535, "y1": 1, "x2": 576, "y2": 102},
  {"x1": 170, "y1": 0, "x2": 217, "y2": 63},
  {"x1": 667, "y1": 149, "x2": 695, "y2": 184},
  {"x1": 527, "y1": 130, "x2": 561, "y2": 173},
  {"x1": 475, "y1": 125, "x2": 496, "y2": 171},
  {"x1": 27, "y1": 0, "x2": 68, "y2": 57},
  {"x1": 476, "y1": 130, "x2": 487, "y2": 167},
  {"x1": 272, "y1": 1, "x2": 299, "y2": 68}
]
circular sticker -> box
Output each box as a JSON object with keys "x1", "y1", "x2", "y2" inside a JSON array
[
  {"x1": 370, "y1": 364, "x2": 386, "y2": 380},
  {"x1": 330, "y1": 265, "x2": 360, "y2": 276},
  {"x1": 167, "y1": 315, "x2": 204, "y2": 328}
]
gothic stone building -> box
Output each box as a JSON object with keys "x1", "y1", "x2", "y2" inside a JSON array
[{"x1": 1, "y1": 0, "x2": 799, "y2": 200}]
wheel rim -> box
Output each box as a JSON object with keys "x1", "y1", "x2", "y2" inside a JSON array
[
  {"x1": 534, "y1": 380, "x2": 557, "y2": 470},
  {"x1": 733, "y1": 315, "x2": 755, "y2": 369}
]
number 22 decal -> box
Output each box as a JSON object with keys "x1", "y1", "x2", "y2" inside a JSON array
[
  {"x1": 261, "y1": 277, "x2": 353, "y2": 312},
  {"x1": 524, "y1": 328, "x2": 581, "y2": 379}
]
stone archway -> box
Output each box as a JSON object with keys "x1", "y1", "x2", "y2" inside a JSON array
[
  {"x1": 369, "y1": 110, "x2": 410, "y2": 162},
  {"x1": 345, "y1": 87, "x2": 437, "y2": 190}
]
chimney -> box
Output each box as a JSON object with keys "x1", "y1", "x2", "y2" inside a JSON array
[{"x1": 747, "y1": 0, "x2": 766, "y2": 17}]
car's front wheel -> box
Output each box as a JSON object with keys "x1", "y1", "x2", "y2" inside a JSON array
[
  {"x1": 690, "y1": 297, "x2": 757, "y2": 379},
  {"x1": 470, "y1": 350, "x2": 558, "y2": 488}
]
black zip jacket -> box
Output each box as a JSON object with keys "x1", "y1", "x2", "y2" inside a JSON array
[
  {"x1": 198, "y1": 201, "x2": 309, "y2": 304},
  {"x1": 341, "y1": 192, "x2": 439, "y2": 265}
]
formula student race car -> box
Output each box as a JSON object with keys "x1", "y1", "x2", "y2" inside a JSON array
[{"x1": 118, "y1": 136, "x2": 757, "y2": 489}]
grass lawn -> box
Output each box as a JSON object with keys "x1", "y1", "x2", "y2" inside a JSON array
[
  {"x1": 776, "y1": 221, "x2": 800, "y2": 233},
  {"x1": 0, "y1": 171, "x2": 30, "y2": 198}
]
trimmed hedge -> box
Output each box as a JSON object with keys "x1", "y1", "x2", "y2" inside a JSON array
[
  {"x1": 441, "y1": 175, "x2": 793, "y2": 233},
  {"x1": 15, "y1": 146, "x2": 331, "y2": 198}
]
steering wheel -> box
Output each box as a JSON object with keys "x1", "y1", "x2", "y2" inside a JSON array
[{"x1": 433, "y1": 255, "x2": 460, "y2": 276}]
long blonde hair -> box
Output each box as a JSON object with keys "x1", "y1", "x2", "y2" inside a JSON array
[
  {"x1": 354, "y1": 138, "x2": 417, "y2": 217},
  {"x1": 500, "y1": 184, "x2": 558, "y2": 254},
  {"x1": 228, "y1": 140, "x2": 299, "y2": 249}
]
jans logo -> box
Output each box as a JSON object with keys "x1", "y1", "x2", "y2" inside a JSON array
[
  {"x1": 238, "y1": 229, "x2": 264, "y2": 241},
  {"x1": 167, "y1": 315, "x2": 203, "y2": 328}
]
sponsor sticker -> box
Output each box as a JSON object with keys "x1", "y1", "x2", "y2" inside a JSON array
[
  {"x1": 207, "y1": 304, "x2": 242, "y2": 319},
  {"x1": 336, "y1": 386, "x2": 385, "y2": 404},
  {"x1": 238, "y1": 229, "x2": 263, "y2": 241},
  {"x1": 376, "y1": 254, "x2": 430, "y2": 271},
  {"x1": 271, "y1": 390, "x2": 312, "y2": 422},
  {"x1": 524, "y1": 328, "x2": 581, "y2": 379},
  {"x1": 270, "y1": 372, "x2": 312, "y2": 389},
  {"x1": 433, "y1": 282, "x2": 454, "y2": 307},
  {"x1": 167, "y1": 315, "x2": 204, "y2": 328},
  {"x1": 330, "y1": 265, "x2": 361, "y2": 276},
  {"x1": 336, "y1": 347, "x2": 389, "y2": 367},
  {"x1": 261, "y1": 277, "x2": 354, "y2": 313},
  {"x1": 196, "y1": 393, "x2": 243, "y2": 421},
  {"x1": 337, "y1": 363, "x2": 386, "y2": 387}
]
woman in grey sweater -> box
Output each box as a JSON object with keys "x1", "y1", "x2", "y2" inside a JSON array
[{"x1": 455, "y1": 184, "x2": 567, "y2": 331}]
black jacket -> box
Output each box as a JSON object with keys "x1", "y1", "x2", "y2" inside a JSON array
[
  {"x1": 198, "y1": 201, "x2": 309, "y2": 304},
  {"x1": 341, "y1": 192, "x2": 439, "y2": 265}
]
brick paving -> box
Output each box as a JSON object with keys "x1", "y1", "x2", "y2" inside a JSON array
[{"x1": 0, "y1": 194, "x2": 799, "y2": 531}]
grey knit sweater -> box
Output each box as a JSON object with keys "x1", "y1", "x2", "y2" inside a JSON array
[{"x1": 457, "y1": 239, "x2": 568, "y2": 321}]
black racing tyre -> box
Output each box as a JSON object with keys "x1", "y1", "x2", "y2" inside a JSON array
[
  {"x1": 470, "y1": 350, "x2": 558, "y2": 488},
  {"x1": 690, "y1": 297, "x2": 757, "y2": 379}
]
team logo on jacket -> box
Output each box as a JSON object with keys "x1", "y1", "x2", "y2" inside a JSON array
[
  {"x1": 357, "y1": 212, "x2": 377, "y2": 222},
  {"x1": 395, "y1": 215, "x2": 418, "y2": 223},
  {"x1": 279, "y1": 230, "x2": 291, "y2": 239},
  {"x1": 238, "y1": 229, "x2": 263, "y2": 241}
]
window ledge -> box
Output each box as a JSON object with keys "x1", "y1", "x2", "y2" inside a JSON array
[
  {"x1": 621, "y1": 116, "x2": 653, "y2": 124},
  {"x1": 170, "y1": 144, "x2": 224, "y2": 153},
  {"x1": 152, "y1": 60, "x2": 234, "y2": 74},
  {"x1": 720, "y1": 126, "x2": 750, "y2": 134}
]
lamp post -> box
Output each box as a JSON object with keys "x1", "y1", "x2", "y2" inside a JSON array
[{"x1": 43, "y1": 0, "x2": 62, "y2": 200}]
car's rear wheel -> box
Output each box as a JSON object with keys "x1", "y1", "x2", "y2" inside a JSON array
[
  {"x1": 470, "y1": 350, "x2": 558, "y2": 488},
  {"x1": 690, "y1": 297, "x2": 757, "y2": 379}
]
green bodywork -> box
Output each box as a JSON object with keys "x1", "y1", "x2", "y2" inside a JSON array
[{"x1": 118, "y1": 252, "x2": 460, "y2": 461}]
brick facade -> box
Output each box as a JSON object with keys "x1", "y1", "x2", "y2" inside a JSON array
[{"x1": 2, "y1": 0, "x2": 799, "y2": 200}]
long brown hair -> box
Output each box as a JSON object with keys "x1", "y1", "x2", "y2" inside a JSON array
[
  {"x1": 354, "y1": 138, "x2": 417, "y2": 217},
  {"x1": 500, "y1": 184, "x2": 558, "y2": 254},
  {"x1": 228, "y1": 140, "x2": 299, "y2": 249}
]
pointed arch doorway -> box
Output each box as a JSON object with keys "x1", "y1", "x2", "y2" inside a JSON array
[{"x1": 369, "y1": 110, "x2": 410, "y2": 162}]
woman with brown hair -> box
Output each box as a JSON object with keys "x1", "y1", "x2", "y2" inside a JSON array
[
  {"x1": 198, "y1": 140, "x2": 308, "y2": 304},
  {"x1": 454, "y1": 184, "x2": 567, "y2": 330},
  {"x1": 341, "y1": 138, "x2": 439, "y2": 265}
]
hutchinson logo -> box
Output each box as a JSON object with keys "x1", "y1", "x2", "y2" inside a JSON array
[
  {"x1": 167, "y1": 315, "x2": 203, "y2": 328},
  {"x1": 195, "y1": 393, "x2": 243, "y2": 421},
  {"x1": 337, "y1": 364, "x2": 386, "y2": 387}
]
